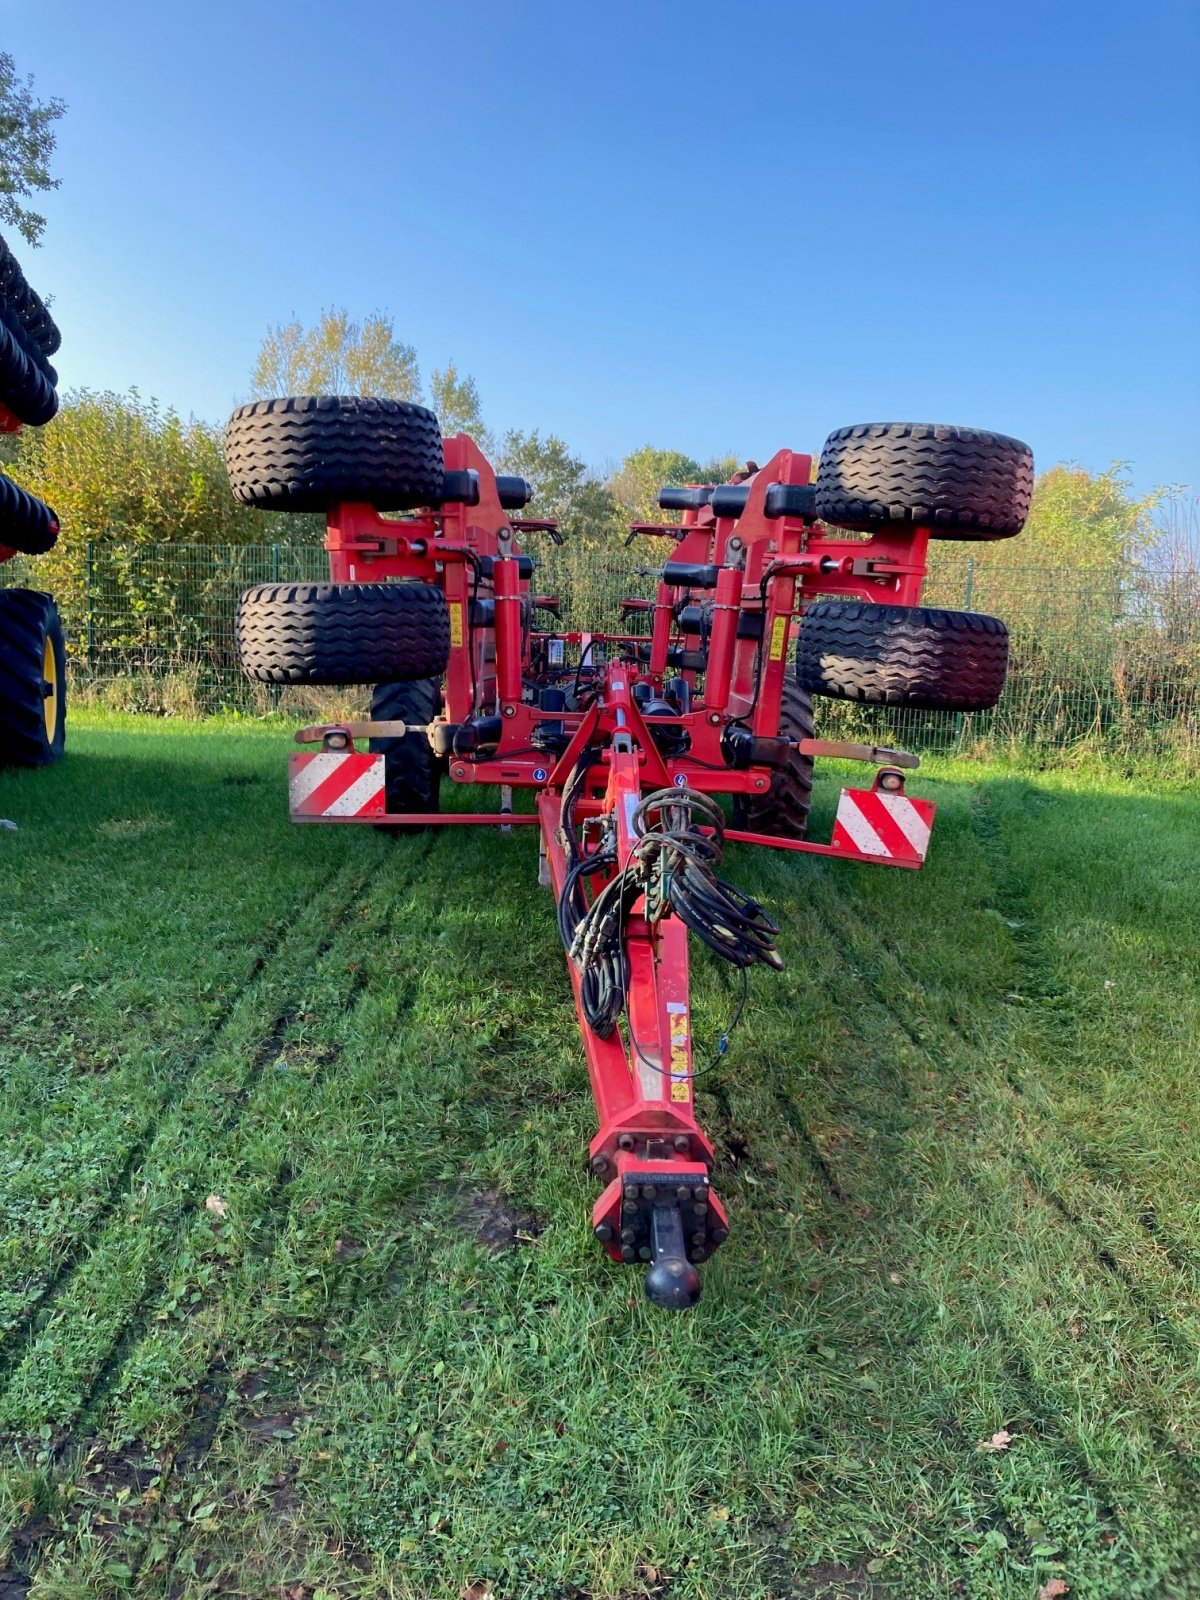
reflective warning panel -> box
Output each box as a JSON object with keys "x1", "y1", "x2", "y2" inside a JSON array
[
  {"x1": 831, "y1": 788, "x2": 935, "y2": 865},
  {"x1": 288, "y1": 753, "x2": 386, "y2": 819}
]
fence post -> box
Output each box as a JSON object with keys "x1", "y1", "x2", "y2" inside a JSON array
[
  {"x1": 953, "y1": 558, "x2": 976, "y2": 755},
  {"x1": 85, "y1": 540, "x2": 96, "y2": 676},
  {"x1": 269, "y1": 544, "x2": 281, "y2": 712}
]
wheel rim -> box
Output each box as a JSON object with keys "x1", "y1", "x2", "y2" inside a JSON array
[{"x1": 42, "y1": 634, "x2": 58, "y2": 743}]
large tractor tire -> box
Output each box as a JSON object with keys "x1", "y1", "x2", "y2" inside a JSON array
[
  {"x1": 0, "y1": 232, "x2": 61, "y2": 357},
  {"x1": 734, "y1": 679, "x2": 815, "y2": 838},
  {"x1": 796, "y1": 601, "x2": 1009, "y2": 712},
  {"x1": 0, "y1": 588, "x2": 66, "y2": 766},
  {"x1": 0, "y1": 474, "x2": 59, "y2": 555},
  {"x1": 236, "y1": 581, "x2": 450, "y2": 685},
  {"x1": 369, "y1": 677, "x2": 442, "y2": 830},
  {"x1": 224, "y1": 396, "x2": 444, "y2": 512},
  {"x1": 0, "y1": 319, "x2": 58, "y2": 426},
  {"x1": 816, "y1": 423, "x2": 1033, "y2": 541}
]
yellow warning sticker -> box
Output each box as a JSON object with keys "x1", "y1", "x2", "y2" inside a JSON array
[
  {"x1": 449, "y1": 603, "x2": 464, "y2": 648},
  {"x1": 769, "y1": 615, "x2": 788, "y2": 662},
  {"x1": 668, "y1": 1006, "x2": 691, "y2": 1102}
]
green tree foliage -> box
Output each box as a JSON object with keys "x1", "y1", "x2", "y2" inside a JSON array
[
  {"x1": 496, "y1": 429, "x2": 588, "y2": 522},
  {"x1": 1018, "y1": 464, "x2": 1160, "y2": 568},
  {"x1": 5, "y1": 389, "x2": 264, "y2": 625},
  {"x1": 697, "y1": 455, "x2": 741, "y2": 487},
  {"x1": 496, "y1": 430, "x2": 624, "y2": 544},
  {"x1": 0, "y1": 52, "x2": 65, "y2": 246},
  {"x1": 251, "y1": 309, "x2": 421, "y2": 399},
  {"x1": 928, "y1": 464, "x2": 1160, "y2": 576},
  {"x1": 607, "y1": 446, "x2": 705, "y2": 523},
  {"x1": 429, "y1": 362, "x2": 491, "y2": 448}
]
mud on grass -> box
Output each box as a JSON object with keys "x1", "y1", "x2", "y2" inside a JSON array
[{"x1": 2, "y1": 717, "x2": 1200, "y2": 1597}]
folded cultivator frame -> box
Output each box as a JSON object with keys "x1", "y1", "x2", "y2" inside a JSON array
[{"x1": 229, "y1": 396, "x2": 1033, "y2": 1308}]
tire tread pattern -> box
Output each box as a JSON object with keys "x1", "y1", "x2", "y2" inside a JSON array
[
  {"x1": 0, "y1": 232, "x2": 61, "y2": 357},
  {"x1": 236, "y1": 581, "x2": 450, "y2": 685},
  {"x1": 796, "y1": 601, "x2": 1009, "y2": 712},
  {"x1": 816, "y1": 422, "x2": 1033, "y2": 541},
  {"x1": 224, "y1": 395, "x2": 443, "y2": 512},
  {"x1": 0, "y1": 587, "x2": 65, "y2": 765},
  {"x1": 369, "y1": 677, "x2": 442, "y2": 829},
  {"x1": 736, "y1": 678, "x2": 815, "y2": 838},
  {"x1": 0, "y1": 473, "x2": 59, "y2": 554}
]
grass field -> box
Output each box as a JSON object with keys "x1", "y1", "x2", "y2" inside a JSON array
[{"x1": 1, "y1": 714, "x2": 1198, "y2": 1600}]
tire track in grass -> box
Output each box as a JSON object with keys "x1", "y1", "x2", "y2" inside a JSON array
[
  {"x1": 53, "y1": 862, "x2": 458, "y2": 1595},
  {"x1": 732, "y1": 907, "x2": 1084, "y2": 1580},
  {"x1": 803, "y1": 843, "x2": 1200, "y2": 1579},
  {"x1": 0, "y1": 841, "x2": 445, "y2": 1592},
  {"x1": 0, "y1": 846, "x2": 433, "y2": 1435},
  {"x1": 968, "y1": 789, "x2": 1200, "y2": 1300},
  {"x1": 0, "y1": 870, "x2": 371, "y2": 1373}
]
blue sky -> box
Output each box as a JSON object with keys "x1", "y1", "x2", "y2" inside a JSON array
[{"x1": 7, "y1": 0, "x2": 1198, "y2": 495}]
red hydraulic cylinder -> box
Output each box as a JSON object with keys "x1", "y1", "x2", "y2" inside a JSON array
[
  {"x1": 702, "y1": 563, "x2": 744, "y2": 715},
  {"x1": 493, "y1": 553, "x2": 523, "y2": 709}
]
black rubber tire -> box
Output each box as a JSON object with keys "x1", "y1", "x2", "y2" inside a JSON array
[
  {"x1": 0, "y1": 299, "x2": 57, "y2": 386},
  {"x1": 816, "y1": 423, "x2": 1033, "y2": 541},
  {"x1": 0, "y1": 233, "x2": 61, "y2": 357},
  {"x1": 734, "y1": 679, "x2": 815, "y2": 838},
  {"x1": 224, "y1": 396, "x2": 443, "y2": 512},
  {"x1": 236, "y1": 581, "x2": 450, "y2": 685},
  {"x1": 0, "y1": 588, "x2": 66, "y2": 766},
  {"x1": 796, "y1": 601, "x2": 1009, "y2": 712},
  {"x1": 0, "y1": 319, "x2": 58, "y2": 426},
  {"x1": 0, "y1": 473, "x2": 59, "y2": 555},
  {"x1": 369, "y1": 677, "x2": 442, "y2": 831}
]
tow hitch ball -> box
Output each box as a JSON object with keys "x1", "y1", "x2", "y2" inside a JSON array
[{"x1": 645, "y1": 1203, "x2": 702, "y2": 1310}]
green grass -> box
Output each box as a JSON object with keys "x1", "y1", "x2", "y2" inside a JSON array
[{"x1": 1, "y1": 712, "x2": 1199, "y2": 1599}]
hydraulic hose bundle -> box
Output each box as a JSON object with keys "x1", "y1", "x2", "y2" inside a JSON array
[{"x1": 557, "y1": 772, "x2": 783, "y2": 1039}]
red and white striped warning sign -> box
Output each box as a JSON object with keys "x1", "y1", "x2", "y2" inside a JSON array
[
  {"x1": 831, "y1": 787, "x2": 935, "y2": 865},
  {"x1": 288, "y1": 752, "x2": 386, "y2": 819}
]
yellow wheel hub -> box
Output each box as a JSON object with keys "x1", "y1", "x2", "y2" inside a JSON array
[{"x1": 42, "y1": 634, "x2": 58, "y2": 743}]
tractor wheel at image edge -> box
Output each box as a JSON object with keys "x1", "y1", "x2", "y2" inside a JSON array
[
  {"x1": 370, "y1": 677, "x2": 442, "y2": 831},
  {"x1": 734, "y1": 678, "x2": 815, "y2": 837},
  {"x1": 224, "y1": 395, "x2": 444, "y2": 512},
  {"x1": 0, "y1": 588, "x2": 66, "y2": 766},
  {"x1": 816, "y1": 423, "x2": 1033, "y2": 540},
  {"x1": 796, "y1": 602, "x2": 1008, "y2": 712},
  {"x1": 237, "y1": 582, "x2": 450, "y2": 684}
]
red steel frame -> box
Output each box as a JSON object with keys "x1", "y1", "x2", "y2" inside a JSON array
[{"x1": 290, "y1": 434, "x2": 943, "y2": 1304}]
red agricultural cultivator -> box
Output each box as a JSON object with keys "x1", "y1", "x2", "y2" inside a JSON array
[
  {"x1": 227, "y1": 397, "x2": 1032, "y2": 1309},
  {"x1": 0, "y1": 230, "x2": 66, "y2": 769}
]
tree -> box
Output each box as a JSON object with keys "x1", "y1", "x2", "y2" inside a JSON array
[
  {"x1": 429, "y1": 362, "x2": 490, "y2": 448},
  {"x1": 251, "y1": 309, "x2": 421, "y2": 399},
  {"x1": 0, "y1": 52, "x2": 65, "y2": 246},
  {"x1": 496, "y1": 429, "x2": 589, "y2": 523},
  {"x1": 496, "y1": 429, "x2": 623, "y2": 543},
  {"x1": 607, "y1": 446, "x2": 704, "y2": 523},
  {"x1": 4, "y1": 389, "x2": 268, "y2": 640},
  {"x1": 937, "y1": 463, "x2": 1163, "y2": 576},
  {"x1": 697, "y1": 455, "x2": 741, "y2": 487}
]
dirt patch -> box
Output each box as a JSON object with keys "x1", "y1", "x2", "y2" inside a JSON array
[
  {"x1": 450, "y1": 1187, "x2": 541, "y2": 1252},
  {"x1": 173, "y1": 1362, "x2": 229, "y2": 1473},
  {"x1": 798, "y1": 1563, "x2": 880, "y2": 1598},
  {"x1": 4, "y1": 1511, "x2": 55, "y2": 1563}
]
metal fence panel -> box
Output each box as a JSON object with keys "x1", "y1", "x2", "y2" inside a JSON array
[{"x1": 3, "y1": 543, "x2": 1197, "y2": 759}]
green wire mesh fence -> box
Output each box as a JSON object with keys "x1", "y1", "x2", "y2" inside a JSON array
[{"x1": 3, "y1": 540, "x2": 1198, "y2": 761}]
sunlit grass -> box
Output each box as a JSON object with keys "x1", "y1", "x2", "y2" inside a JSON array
[{"x1": 1, "y1": 715, "x2": 1198, "y2": 1597}]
